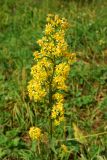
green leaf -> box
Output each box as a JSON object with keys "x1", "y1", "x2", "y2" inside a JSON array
[
  {"x1": 73, "y1": 123, "x2": 87, "y2": 145},
  {"x1": 0, "y1": 148, "x2": 7, "y2": 158}
]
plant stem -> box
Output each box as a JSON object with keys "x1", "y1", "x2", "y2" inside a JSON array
[
  {"x1": 49, "y1": 86, "x2": 53, "y2": 136},
  {"x1": 49, "y1": 59, "x2": 55, "y2": 160},
  {"x1": 49, "y1": 84, "x2": 53, "y2": 160}
]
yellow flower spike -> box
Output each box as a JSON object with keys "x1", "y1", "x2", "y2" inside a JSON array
[{"x1": 27, "y1": 14, "x2": 76, "y2": 127}]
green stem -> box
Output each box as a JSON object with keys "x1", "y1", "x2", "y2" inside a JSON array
[
  {"x1": 49, "y1": 85, "x2": 53, "y2": 140},
  {"x1": 49, "y1": 86, "x2": 53, "y2": 160},
  {"x1": 49, "y1": 58, "x2": 55, "y2": 160}
]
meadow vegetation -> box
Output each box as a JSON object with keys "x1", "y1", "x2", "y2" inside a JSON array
[{"x1": 0, "y1": 0, "x2": 107, "y2": 159}]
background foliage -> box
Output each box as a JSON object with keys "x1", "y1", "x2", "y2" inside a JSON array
[{"x1": 0, "y1": 0, "x2": 107, "y2": 159}]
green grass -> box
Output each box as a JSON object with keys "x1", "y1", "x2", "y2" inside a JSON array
[{"x1": 0, "y1": 0, "x2": 107, "y2": 159}]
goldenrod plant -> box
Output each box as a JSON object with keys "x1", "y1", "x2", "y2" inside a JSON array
[
  {"x1": 27, "y1": 14, "x2": 76, "y2": 158},
  {"x1": 1, "y1": 0, "x2": 107, "y2": 159}
]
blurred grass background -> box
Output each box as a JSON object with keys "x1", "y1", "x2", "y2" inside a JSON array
[{"x1": 0, "y1": 0, "x2": 107, "y2": 159}]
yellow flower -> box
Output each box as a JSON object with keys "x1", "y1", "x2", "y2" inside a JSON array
[
  {"x1": 54, "y1": 116, "x2": 64, "y2": 126},
  {"x1": 37, "y1": 39, "x2": 43, "y2": 46},
  {"x1": 67, "y1": 53, "x2": 77, "y2": 64},
  {"x1": 52, "y1": 93, "x2": 64, "y2": 102},
  {"x1": 54, "y1": 119, "x2": 60, "y2": 126},
  {"x1": 27, "y1": 80, "x2": 47, "y2": 101},
  {"x1": 33, "y1": 51, "x2": 41, "y2": 59},
  {"x1": 55, "y1": 63, "x2": 70, "y2": 77},
  {"x1": 51, "y1": 102, "x2": 64, "y2": 126},
  {"x1": 29, "y1": 127, "x2": 41, "y2": 140},
  {"x1": 53, "y1": 76, "x2": 67, "y2": 91},
  {"x1": 45, "y1": 24, "x2": 54, "y2": 35},
  {"x1": 53, "y1": 31, "x2": 65, "y2": 42}
]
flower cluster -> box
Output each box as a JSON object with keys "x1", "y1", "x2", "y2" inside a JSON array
[
  {"x1": 29, "y1": 127, "x2": 42, "y2": 140},
  {"x1": 53, "y1": 62, "x2": 70, "y2": 91},
  {"x1": 27, "y1": 14, "x2": 76, "y2": 126},
  {"x1": 51, "y1": 101, "x2": 64, "y2": 125}
]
